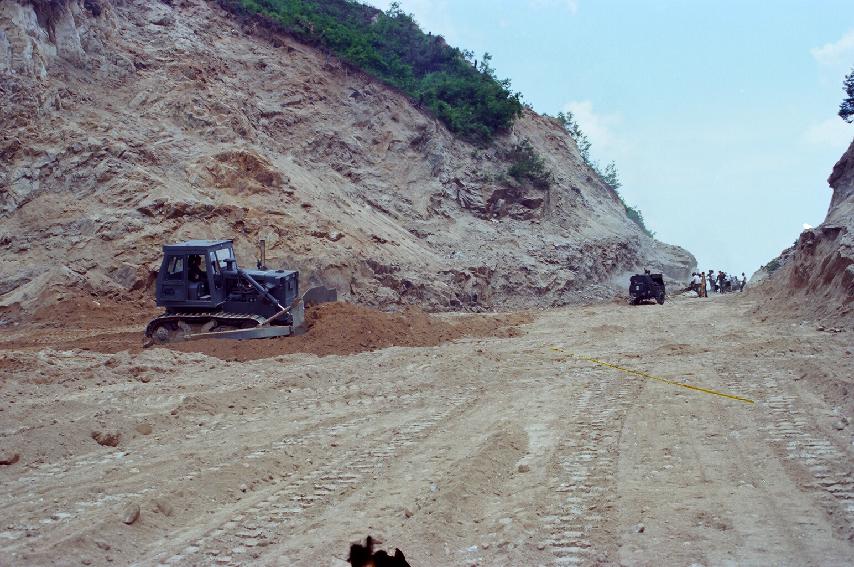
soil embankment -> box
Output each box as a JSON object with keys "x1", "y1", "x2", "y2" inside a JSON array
[
  {"x1": 752, "y1": 137, "x2": 854, "y2": 323},
  {"x1": 0, "y1": 0, "x2": 695, "y2": 321}
]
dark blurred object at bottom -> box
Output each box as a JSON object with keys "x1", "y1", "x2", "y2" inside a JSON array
[{"x1": 348, "y1": 536, "x2": 411, "y2": 567}]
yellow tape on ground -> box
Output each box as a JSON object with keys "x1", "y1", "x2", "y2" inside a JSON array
[{"x1": 550, "y1": 347, "x2": 754, "y2": 404}]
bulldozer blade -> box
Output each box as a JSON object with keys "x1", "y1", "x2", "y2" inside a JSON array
[
  {"x1": 301, "y1": 286, "x2": 337, "y2": 308},
  {"x1": 184, "y1": 325, "x2": 294, "y2": 341},
  {"x1": 288, "y1": 286, "x2": 335, "y2": 334},
  {"x1": 291, "y1": 300, "x2": 305, "y2": 330}
]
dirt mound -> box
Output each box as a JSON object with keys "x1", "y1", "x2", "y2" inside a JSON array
[
  {"x1": 0, "y1": 297, "x2": 529, "y2": 358},
  {"x1": 168, "y1": 302, "x2": 531, "y2": 360},
  {"x1": 0, "y1": 294, "x2": 157, "y2": 355},
  {"x1": 30, "y1": 296, "x2": 155, "y2": 327}
]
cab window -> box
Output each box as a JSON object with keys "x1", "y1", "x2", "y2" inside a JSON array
[
  {"x1": 165, "y1": 256, "x2": 184, "y2": 280},
  {"x1": 214, "y1": 248, "x2": 234, "y2": 269}
]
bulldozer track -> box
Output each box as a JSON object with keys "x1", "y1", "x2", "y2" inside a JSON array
[
  {"x1": 141, "y1": 386, "x2": 478, "y2": 566},
  {"x1": 712, "y1": 365, "x2": 854, "y2": 541},
  {"x1": 538, "y1": 367, "x2": 641, "y2": 566},
  {"x1": 757, "y1": 386, "x2": 854, "y2": 539},
  {"x1": 145, "y1": 312, "x2": 269, "y2": 337},
  {"x1": 4, "y1": 298, "x2": 853, "y2": 565},
  {"x1": 1, "y1": 371, "x2": 464, "y2": 562}
]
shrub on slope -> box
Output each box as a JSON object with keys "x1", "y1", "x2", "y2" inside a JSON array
[{"x1": 225, "y1": 0, "x2": 523, "y2": 143}]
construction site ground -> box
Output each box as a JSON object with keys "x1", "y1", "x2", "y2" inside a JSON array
[{"x1": 0, "y1": 294, "x2": 852, "y2": 566}]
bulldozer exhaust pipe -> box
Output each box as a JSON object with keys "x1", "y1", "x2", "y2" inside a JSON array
[{"x1": 257, "y1": 239, "x2": 266, "y2": 270}]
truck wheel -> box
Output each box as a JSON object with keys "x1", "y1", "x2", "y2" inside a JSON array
[{"x1": 656, "y1": 292, "x2": 665, "y2": 305}]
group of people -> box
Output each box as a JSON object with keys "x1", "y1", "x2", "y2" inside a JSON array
[{"x1": 688, "y1": 270, "x2": 747, "y2": 297}]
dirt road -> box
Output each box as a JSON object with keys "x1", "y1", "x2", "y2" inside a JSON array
[{"x1": 1, "y1": 294, "x2": 852, "y2": 566}]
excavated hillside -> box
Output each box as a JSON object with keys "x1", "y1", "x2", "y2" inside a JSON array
[
  {"x1": 751, "y1": 137, "x2": 854, "y2": 323},
  {"x1": 0, "y1": 0, "x2": 695, "y2": 319}
]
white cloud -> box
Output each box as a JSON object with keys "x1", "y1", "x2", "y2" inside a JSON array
[
  {"x1": 529, "y1": 0, "x2": 579, "y2": 15},
  {"x1": 810, "y1": 29, "x2": 854, "y2": 66},
  {"x1": 803, "y1": 117, "x2": 853, "y2": 149},
  {"x1": 802, "y1": 223, "x2": 814, "y2": 230},
  {"x1": 562, "y1": 100, "x2": 622, "y2": 152}
]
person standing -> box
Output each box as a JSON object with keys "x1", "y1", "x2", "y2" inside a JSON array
[
  {"x1": 708, "y1": 270, "x2": 716, "y2": 293},
  {"x1": 700, "y1": 271, "x2": 708, "y2": 297},
  {"x1": 691, "y1": 272, "x2": 701, "y2": 294},
  {"x1": 740, "y1": 272, "x2": 747, "y2": 291},
  {"x1": 718, "y1": 271, "x2": 726, "y2": 293}
]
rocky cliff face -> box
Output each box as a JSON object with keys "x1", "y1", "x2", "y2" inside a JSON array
[
  {"x1": 827, "y1": 138, "x2": 854, "y2": 225},
  {"x1": 752, "y1": 137, "x2": 854, "y2": 322},
  {"x1": 0, "y1": 0, "x2": 695, "y2": 317}
]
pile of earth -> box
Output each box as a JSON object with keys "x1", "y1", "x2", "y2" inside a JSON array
[
  {"x1": 168, "y1": 302, "x2": 532, "y2": 360},
  {"x1": 0, "y1": 299, "x2": 531, "y2": 360}
]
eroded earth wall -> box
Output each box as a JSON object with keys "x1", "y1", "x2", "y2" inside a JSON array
[
  {"x1": 0, "y1": 0, "x2": 695, "y2": 317},
  {"x1": 753, "y1": 137, "x2": 854, "y2": 322}
]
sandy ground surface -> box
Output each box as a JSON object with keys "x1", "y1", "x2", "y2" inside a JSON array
[{"x1": 1, "y1": 294, "x2": 852, "y2": 566}]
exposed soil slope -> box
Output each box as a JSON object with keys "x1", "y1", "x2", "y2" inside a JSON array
[
  {"x1": 752, "y1": 137, "x2": 854, "y2": 323},
  {"x1": 0, "y1": 0, "x2": 694, "y2": 320}
]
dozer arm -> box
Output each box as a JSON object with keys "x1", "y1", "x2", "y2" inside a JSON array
[{"x1": 237, "y1": 268, "x2": 286, "y2": 312}]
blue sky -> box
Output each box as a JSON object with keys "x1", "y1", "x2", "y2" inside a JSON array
[{"x1": 366, "y1": 0, "x2": 854, "y2": 274}]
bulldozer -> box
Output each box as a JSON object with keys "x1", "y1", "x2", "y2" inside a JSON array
[{"x1": 144, "y1": 239, "x2": 336, "y2": 344}]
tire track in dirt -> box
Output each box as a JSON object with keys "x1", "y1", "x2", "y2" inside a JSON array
[
  {"x1": 719, "y1": 370, "x2": 854, "y2": 540},
  {"x1": 0, "y1": 364, "x2": 458, "y2": 560},
  {"x1": 140, "y1": 386, "x2": 478, "y2": 566},
  {"x1": 761, "y1": 391, "x2": 853, "y2": 538},
  {"x1": 538, "y1": 365, "x2": 642, "y2": 566}
]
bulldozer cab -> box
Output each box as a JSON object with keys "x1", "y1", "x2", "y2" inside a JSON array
[{"x1": 156, "y1": 240, "x2": 234, "y2": 309}]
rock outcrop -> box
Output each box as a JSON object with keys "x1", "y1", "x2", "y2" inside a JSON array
[
  {"x1": 0, "y1": 0, "x2": 695, "y2": 317},
  {"x1": 752, "y1": 137, "x2": 854, "y2": 322}
]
